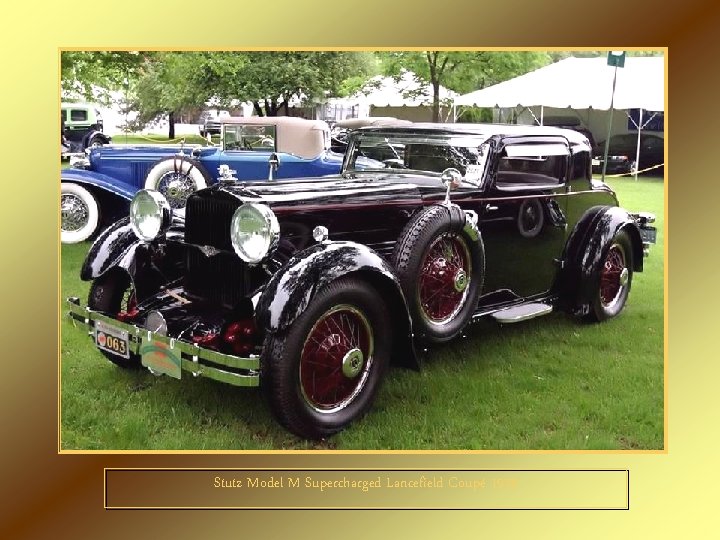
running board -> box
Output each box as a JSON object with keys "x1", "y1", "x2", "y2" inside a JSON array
[{"x1": 491, "y1": 303, "x2": 553, "y2": 324}]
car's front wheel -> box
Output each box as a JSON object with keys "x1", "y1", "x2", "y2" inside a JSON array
[
  {"x1": 87, "y1": 271, "x2": 142, "y2": 369},
  {"x1": 261, "y1": 277, "x2": 391, "y2": 439},
  {"x1": 61, "y1": 183, "x2": 100, "y2": 244},
  {"x1": 144, "y1": 156, "x2": 209, "y2": 208}
]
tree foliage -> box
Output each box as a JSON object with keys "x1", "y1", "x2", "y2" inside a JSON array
[
  {"x1": 192, "y1": 51, "x2": 375, "y2": 116},
  {"x1": 61, "y1": 51, "x2": 146, "y2": 104},
  {"x1": 379, "y1": 51, "x2": 551, "y2": 122}
]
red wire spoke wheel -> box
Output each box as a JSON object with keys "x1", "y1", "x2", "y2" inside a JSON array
[
  {"x1": 417, "y1": 234, "x2": 471, "y2": 324},
  {"x1": 392, "y1": 205, "x2": 484, "y2": 343},
  {"x1": 599, "y1": 245, "x2": 628, "y2": 309},
  {"x1": 299, "y1": 305, "x2": 374, "y2": 413},
  {"x1": 262, "y1": 277, "x2": 391, "y2": 439},
  {"x1": 587, "y1": 231, "x2": 634, "y2": 322}
]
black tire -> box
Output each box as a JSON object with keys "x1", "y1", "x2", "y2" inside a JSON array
[
  {"x1": 587, "y1": 230, "x2": 634, "y2": 322},
  {"x1": 392, "y1": 205, "x2": 484, "y2": 343},
  {"x1": 143, "y1": 156, "x2": 211, "y2": 208},
  {"x1": 87, "y1": 272, "x2": 141, "y2": 369},
  {"x1": 261, "y1": 277, "x2": 391, "y2": 439}
]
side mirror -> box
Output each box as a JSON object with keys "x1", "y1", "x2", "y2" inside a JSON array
[{"x1": 268, "y1": 153, "x2": 280, "y2": 180}]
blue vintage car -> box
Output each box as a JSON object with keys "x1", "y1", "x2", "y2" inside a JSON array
[{"x1": 61, "y1": 116, "x2": 344, "y2": 243}]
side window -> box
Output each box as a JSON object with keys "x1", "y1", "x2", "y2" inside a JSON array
[
  {"x1": 496, "y1": 142, "x2": 569, "y2": 187},
  {"x1": 570, "y1": 151, "x2": 590, "y2": 181},
  {"x1": 224, "y1": 125, "x2": 276, "y2": 151},
  {"x1": 70, "y1": 109, "x2": 88, "y2": 122}
]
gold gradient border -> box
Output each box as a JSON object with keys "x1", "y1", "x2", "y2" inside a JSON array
[{"x1": 3, "y1": 0, "x2": 712, "y2": 536}]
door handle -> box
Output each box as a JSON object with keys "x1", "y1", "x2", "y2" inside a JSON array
[{"x1": 485, "y1": 204, "x2": 499, "y2": 212}]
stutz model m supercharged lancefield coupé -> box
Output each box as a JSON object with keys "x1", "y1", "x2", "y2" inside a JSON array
[
  {"x1": 61, "y1": 116, "x2": 343, "y2": 244},
  {"x1": 66, "y1": 123, "x2": 656, "y2": 440}
]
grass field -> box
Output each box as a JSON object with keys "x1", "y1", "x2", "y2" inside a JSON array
[{"x1": 60, "y1": 177, "x2": 665, "y2": 450}]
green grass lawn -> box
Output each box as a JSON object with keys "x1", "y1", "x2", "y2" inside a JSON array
[{"x1": 60, "y1": 177, "x2": 665, "y2": 450}]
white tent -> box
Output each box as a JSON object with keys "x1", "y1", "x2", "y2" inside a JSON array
[
  {"x1": 349, "y1": 70, "x2": 458, "y2": 121},
  {"x1": 454, "y1": 56, "x2": 664, "y2": 111},
  {"x1": 455, "y1": 56, "x2": 665, "y2": 179}
]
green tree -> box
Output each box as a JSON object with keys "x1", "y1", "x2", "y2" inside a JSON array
[
  {"x1": 378, "y1": 51, "x2": 551, "y2": 122},
  {"x1": 61, "y1": 51, "x2": 146, "y2": 104},
  {"x1": 194, "y1": 51, "x2": 375, "y2": 116},
  {"x1": 127, "y1": 52, "x2": 208, "y2": 139}
]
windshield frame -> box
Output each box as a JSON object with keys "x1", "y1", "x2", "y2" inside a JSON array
[{"x1": 342, "y1": 129, "x2": 493, "y2": 186}]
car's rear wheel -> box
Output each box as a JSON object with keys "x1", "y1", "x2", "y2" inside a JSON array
[
  {"x1": 87, "y1": 271, "x2": 142, "y2": 369},
  {"x1": 61, "y1": 183, "x2": 100, "y2": 244},
  {"x1": 144, "y1": 156, "x2": 210, "y2": 208},
  {"x1": 261, "y1": 277, "x2": 391, "y2": 439},
  {"x1": 587, "y1": 230, "x2": 634, "y2": 322},
  {"x1": 392, "y1": 205, "x2": 484, "y2": 343}
]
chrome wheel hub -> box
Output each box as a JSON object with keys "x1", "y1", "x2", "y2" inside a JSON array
[
  {"x1": 341, "y1": 348, "x2": 364, "y2": 378},
  {"x1": 61, "y1": 193, "x2": 89, "y2": 232},
  {"x1": 619, "y1": 267, "x2": 629, "y2": 287},
  {"x1": 158, "y1": 173, "x2": 196, "y2": 208},
  {"x1": 453, "y1": 269, "x2": 468, "y2": 292}
]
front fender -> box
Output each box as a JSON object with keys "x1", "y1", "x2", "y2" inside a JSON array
[
  {"x1": 560, "y1": 205, "x2": 644, "y2": 313},
  {"x1": 80, "y1": 217, "x2": 141, "y2": 281},
  {"x1": 61, "y1": 168, "x2": 136, "y2": 201},
  {"x1": 256, "y1": 241, "x2": 418, "y2": 369}
]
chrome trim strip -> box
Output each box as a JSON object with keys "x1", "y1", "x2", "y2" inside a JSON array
[{"x1": 66, "y1": 298, "x2": 259, "y2": 387}]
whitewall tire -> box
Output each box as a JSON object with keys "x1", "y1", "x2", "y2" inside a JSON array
[
  {"x1": 143, "y1": 157, "x2": 209, "y2": 208},
  {"x1": 61, "y1": 183, "x2": 100, "y2": 244}
]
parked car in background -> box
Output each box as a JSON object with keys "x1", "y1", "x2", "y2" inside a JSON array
[
  {"x1": 198, "y1": 109, "x2": 230, "y2": 138},
  {"x1": 592, "y1": 133, "x2": 665, "y2": 176},
  {"x1": 66, "y1": 122, "x2": 656, "y2": 439},
  {"x1": 61, "y1": 116, "x2": 344, "y2": 243},
  {"x1": 61, "y1": 102, "x2": 111, "y2": 157}
]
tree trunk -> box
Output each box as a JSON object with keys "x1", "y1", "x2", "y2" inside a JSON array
[
  {"x1": 168, "y1": 111, "x2": 175, "y2": 139},
  {"x1": 432, "y1": 81, "x2": 440, "y2": 123},
  {"x1": 253, "y1": 101, "x2": 265, "y2": 117}
]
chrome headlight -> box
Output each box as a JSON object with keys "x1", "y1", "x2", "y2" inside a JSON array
[
  {"x1": 230, "y1": 203, "x2": 280, "y2": 264},
  {"x1": 129, "y1": 190, "x2": 172, "y2": 242}
]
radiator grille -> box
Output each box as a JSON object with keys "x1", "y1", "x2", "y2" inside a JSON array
[
  {"x1": 185, "y1": 192, "x2": 240, "y2": 250},
  {"x1": 184, "y1": 192, "x2": 246, "y2": 307}
]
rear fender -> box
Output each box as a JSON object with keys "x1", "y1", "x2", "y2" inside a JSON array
[
  {"x1": 560, "y1": 205, "x2": 644, "y2": 313},
  {"x1": 256, "y1": 241, "x2": 418, "y2": 369}
]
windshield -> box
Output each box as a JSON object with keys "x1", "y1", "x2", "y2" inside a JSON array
[{"x1": 344, "y1": 131, "x2": 492, "y2": 185}]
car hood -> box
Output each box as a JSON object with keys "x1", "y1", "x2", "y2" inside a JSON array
[{"x1": 208, "y1": 175, "x2": 427, "y2": 210}]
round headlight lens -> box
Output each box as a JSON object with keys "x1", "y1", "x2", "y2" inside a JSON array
[
  {"x1": 130, "y1": 189, "x2": 171, "y2": 242},
  {"x1": 230, "y1": 203, "x2": 280, "y2": 264}
]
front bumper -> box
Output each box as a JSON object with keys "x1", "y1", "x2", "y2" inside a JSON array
[{"x1": 66, "y1": 297, "x2": 260, "y2": 387}]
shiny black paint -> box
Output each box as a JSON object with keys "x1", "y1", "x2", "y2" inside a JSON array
[
  {"x1": 559, "y1": 205, "x2": 644, "y2": 315},
  {"x1": 81, "y1": 126, "x2": 648, "y2": 365},
  {"x1": 256, "y1": 241, "x2": 418, "y2": 369}
]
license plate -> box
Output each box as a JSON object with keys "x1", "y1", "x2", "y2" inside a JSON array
[
  {"x1": 140, "y1": 338, "x2": 182, "y2": 379},
  {"x1": 592, "y1": 158, "x2": 601, "y2": 166},
  {"x1": 640, "y1": 226, "x2": 657, "y2": 244},
  {"x1": 95, "y1": 321, "x2": 129, "y2": 359}
]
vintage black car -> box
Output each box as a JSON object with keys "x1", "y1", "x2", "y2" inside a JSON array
[{"x1": 66, "y1": 123, "x2": 656, "y2": 440}]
